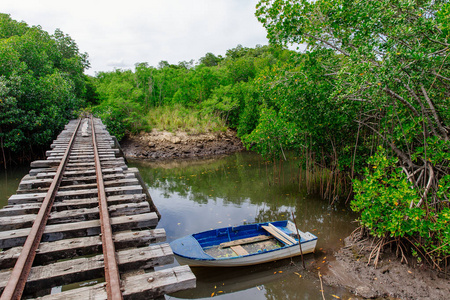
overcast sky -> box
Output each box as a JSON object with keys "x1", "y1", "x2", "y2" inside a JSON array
[{"x1": 1, "y1": 0, "x2": 269, "y2": 75}]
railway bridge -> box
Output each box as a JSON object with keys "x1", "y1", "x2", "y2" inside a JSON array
[{"x1": 0, "y1": 117, "x2": 195, "y2": 299}]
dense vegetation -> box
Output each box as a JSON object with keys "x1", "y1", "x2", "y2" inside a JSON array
[
  {"x1": 91, "y1": 45, "x2": 295, "y2": 140},
  {"x1": 0, "y1": 14, "x2": 89, "y2": 167},
  {"x1": 1, "y1": 1, "x2": 448, "y2": 269},
  {"x1": 256, "y1": 0, "x2": 450, "y2": 269},
  {"x1": 92, "y1": 0, "x2": 450, "y2": 269}
]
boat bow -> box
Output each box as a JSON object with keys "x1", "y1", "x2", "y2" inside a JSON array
[{"x1": 170, "y1": 235, "x2": 214, "y2": 260}]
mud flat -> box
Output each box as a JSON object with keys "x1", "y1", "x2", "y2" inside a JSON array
[
  {"x1": 121, "y1": 129, "x2": 244, "y2": 160},
  {"x1": 322, "y1": 235, "x2": 450, "y2": 299}
]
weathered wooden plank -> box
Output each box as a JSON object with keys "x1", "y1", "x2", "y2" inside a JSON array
[
  {"x1": 46, "y1": 149, "x2": 119, "y2": 156},
  {"x1": 0, "y1": 201, "x2": 150, "y2": 230},
  {"x1": 122, "y1": 265, "x2": 195, "y2": 300},
  {"x1": 262, "y1": 225, "x2": 294, "y2": 245},
  {"x1": 30, "y1": 156, "x2": 123, "y2": 168},
  {"x1": 0, "y1": 229, "x2": 166, "y2": 269},
  {"x1": 36, "y1": 265, "x2": 195, "y2": 300},
  {"x1": 9, "y1": 185, "x2": 143, "y2": 204},
  {"x1": 269, "y1": 223, "x2": 297, "y2": 243},
  {"x1": 0, "y1": 194, "x2": 147, "y2": 217},
  {"x1": 17, "y1": 178, "x2": 139, "y2": 194},
  {"x1": 219, "y1": 235, "x2": 273, "y2": 248},
  {"x1": 64, "y1": 177, "x2": 138, "y2": 190},
  {"x1": 0, "y1": 244, "x2": 174, "y2": 295},
  {"x1": 55, "y1": 185, "x2": 143, "y2": 200},
  {"x1": 51, "y1": 140, "x2": 114, "y2": 148},
  {"x1": 18, "y1": 173, "x2": 129, "y2": 190},
  {"x1": 29, "y1": 168, "x2": 57, "y2": 176},
  {"x1": 0, "y1": 212, "x2": 158, "y2": 248},
  {"x1": 230, "y1": 245, "x2": 249, "y2": 256},
  {"x1": 68, "y1": 154, "x2": 116, "y2": 160},
  {"x1": 33, "y1": 167, "x2": 123, "y2": 178},
  {"x1": 30, "y1": 160, "x2": 60, "y2": 168},
  {"x1": 49, "y1": 201, "x2": 150, "y2": 223}
]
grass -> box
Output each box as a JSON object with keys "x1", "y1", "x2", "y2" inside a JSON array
[{"x1": 145, "y1": 104, "x2": 227, "y2": 134}]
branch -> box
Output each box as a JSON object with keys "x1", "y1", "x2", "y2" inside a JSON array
[
  {"x1": 398, "y1": 80, "x2": 434, "y2": 138},
  {"x1": 423, "y1": 34, "x2": 450, "y2": 47},
  {"x1": 356, "y1": 120, "x2": 417, "y2": 168},
  {"x1": 431, "y1": 72, "x2": 450, "y2": 82},
  {"x1": 303, "y1": 33, "x2": 351, "y2": 57},
  {"x1": 420, "y1": 84, "x2": 449, "y2": 140},
  {"x1": 428, "y1": 47, "x2": 449, "y2": 56},
  {"x1": 383, "y1": 87, "x2": 420, "y2": 117},
  {"x1": 416, "y1": 163, "x2": 434, "y2": 208}
]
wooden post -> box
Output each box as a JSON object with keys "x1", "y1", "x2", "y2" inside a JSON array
[{"x1": 291, "y1": 212, "x2": 305, "y2": 269}]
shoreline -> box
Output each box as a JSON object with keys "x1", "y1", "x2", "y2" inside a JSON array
[
  {"x1": 322, "y1": 235, "x2": 450, "y2": 299},
  {"x1": 120, "y1": 129, "x2": 244, "y2": 160}
]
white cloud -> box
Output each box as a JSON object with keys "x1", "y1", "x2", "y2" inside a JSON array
[
  {"x1": 106, "y1": 58, "x2": 128, "y2": 68},
  {"x1": 0, "y1": 0, "x2": 268, "y2": 75}
]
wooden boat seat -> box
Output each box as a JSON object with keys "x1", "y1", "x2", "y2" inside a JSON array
[
  {"x1": 230, "y1": 245, "x2": 249, "y2": 256},
  {"x1": 219, "y1": 235, "x2": 273, "y2": 249},
  {"x1": 261, "y1": 224, "x2": 297, "y2": 246}
]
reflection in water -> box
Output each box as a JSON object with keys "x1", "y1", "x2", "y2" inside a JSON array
[
  {"x1": 0, "y1": 165, "x2": 29, "y2": 208},
  {"x1": 130, "y1": 151, "x2": 360, "y2": 300}
]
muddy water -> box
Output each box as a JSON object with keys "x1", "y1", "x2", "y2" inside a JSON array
[
  {"x1": 131, "y1": 151, "x2": 361, "y2": 300},
  {"x1": 0, "y1": 165, "x2": 29, "y2": 208},
  {"x1": 0, "y1": 152, "x2": 361, "y2": 299}
]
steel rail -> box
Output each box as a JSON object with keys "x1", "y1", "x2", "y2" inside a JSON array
[
  {"x1": 91, "y1": 116, "x2": 123, "y2": 300},
  {"x1": 1, "y1": 118, "x2": 82, "y2": 300}
]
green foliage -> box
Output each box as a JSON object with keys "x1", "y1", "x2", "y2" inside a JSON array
[
  {"x1": 255, "y1": 0, "x2": 450, "y2": 266},
  {"x1": 353, "y1": 148, "x2": 423, "y2": 238},
  {"x1": 0, "y1": 14, "x2": 89, "y2": 163},
  {"x1": 353, "y1": 147, "x2": 450, "y2": 262},
  {"x1": 243, "y1": 106, "x2": 297, "y2": 158},
  {"x1": 92, "y1": 44, "x2": 292, "y2": 139},
  {"x1": 146, "y1": 104, "x2": 226, "y2": 134},
  {"x1": 199, "y1": 52, "x2": 222, "y2": 67}
]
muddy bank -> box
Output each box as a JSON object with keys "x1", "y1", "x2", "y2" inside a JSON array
[
  {"x1": 121, "y1": 129, "x2": 244, "y2": 160},
  {"x1": 322, "y1": 235, "x2": 450, "y2": 299}
]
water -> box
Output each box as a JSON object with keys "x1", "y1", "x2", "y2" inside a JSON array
[
  {"x1": 130, "y1": 151, "x2": 360, "y2": 299},
  {"x1": 0, "y1": 152, "x2": 360, "y2": 299},
  {"x1": 0, "y1": 165, "x2": 29, "y2": 208}
]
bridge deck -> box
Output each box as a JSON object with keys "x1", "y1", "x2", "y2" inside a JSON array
[{"x1": 0, "y1": 117, "x2": 195, "y2": 299}]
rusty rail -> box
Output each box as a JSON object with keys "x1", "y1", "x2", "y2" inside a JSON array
[
  {"x1": 1, "y1": 119, "x2": 82, "y2": 300},
  {"x1": 91, "y1": 116, "x2": 123, "y2": 299}
]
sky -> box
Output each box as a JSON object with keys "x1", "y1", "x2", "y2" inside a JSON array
[{"x1": 0, "y1": 0, "x2": 269, "y2": 75}]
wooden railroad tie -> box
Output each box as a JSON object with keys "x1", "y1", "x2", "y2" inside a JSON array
[{"x1": 0, "y1": 117, "x2": 195, "y2": 299}]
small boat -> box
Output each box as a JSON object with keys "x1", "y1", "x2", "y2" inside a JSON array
[{"x1": 170, "y1": 220, "x2": 318, "y2": 267}]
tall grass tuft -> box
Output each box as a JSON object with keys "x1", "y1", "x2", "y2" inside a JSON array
[{"x1": 146, "y1": 104, "x2": 227, "y2": 134}]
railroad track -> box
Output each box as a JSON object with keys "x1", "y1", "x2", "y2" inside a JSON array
[{"x1": 0, "y1": 116, "x2": 195, "y2": 299}]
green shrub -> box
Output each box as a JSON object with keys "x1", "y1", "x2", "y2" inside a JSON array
[{"x1": 352, "y1": 147, "x2": 450, "y2": 264}]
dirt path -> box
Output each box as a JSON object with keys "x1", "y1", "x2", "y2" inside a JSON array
[
  {"x1": 322, "y1": 236, "x2": 450, "y2": 299},
  {"x1": 121, "y1": 129, "x2": 244, "y2": 160}
]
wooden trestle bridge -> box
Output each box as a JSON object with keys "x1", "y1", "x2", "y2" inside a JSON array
[{"x1": 0, "y1": 117, "x2": 195, "y2": 299}]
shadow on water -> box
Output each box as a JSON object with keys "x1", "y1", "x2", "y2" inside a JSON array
[{"x1": 130, "y1": 151, "x2": 362, "y2": 300}]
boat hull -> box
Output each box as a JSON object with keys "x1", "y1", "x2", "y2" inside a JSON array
[
  {"x1": 170, "y1": 220, "x2": 318, "y2": 267},
  {"x1": 174, "y1": 239, "x2": 317, "y2": 267}
]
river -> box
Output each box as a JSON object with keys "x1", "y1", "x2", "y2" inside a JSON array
[
  {"x1": 130, "y1": 151, "x2": 360, "y2": 299},
  {"x1": 0, "y1": 151, "x2": 360, "y2": 299}
]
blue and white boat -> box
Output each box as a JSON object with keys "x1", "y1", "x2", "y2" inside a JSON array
[{"x1": 170, "y1": 220, "x2": 318, "y2": 267}]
